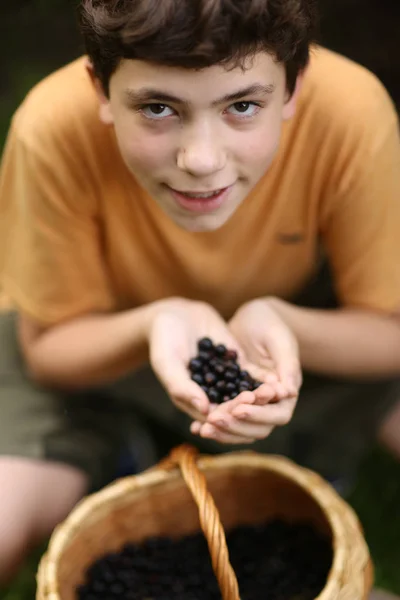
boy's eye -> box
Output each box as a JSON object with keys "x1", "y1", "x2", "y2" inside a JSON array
[
  {"x1": 141, "y1": 104, "x2": 175, "y2": 119},
  {"x1": 226, "y1": 102, "x2": 260, "y2": 117}
]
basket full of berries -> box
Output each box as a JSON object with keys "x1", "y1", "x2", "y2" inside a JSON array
[{"x1": 36, "y1": 444, "x2": 372, "y2": 600}]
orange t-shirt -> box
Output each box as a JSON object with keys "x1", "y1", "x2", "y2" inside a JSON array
[{"x1": 1, "y1": 46, "x2": 400, "y2": 325}]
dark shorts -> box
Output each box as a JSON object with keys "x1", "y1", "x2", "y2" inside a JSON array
[{"x1": 0, "y1": 264, "x2": 399, "y2": 489}]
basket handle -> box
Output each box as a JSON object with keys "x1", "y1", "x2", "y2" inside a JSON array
[{"x1": 160, "y1": 444, "x2": 240, "y2": 600}]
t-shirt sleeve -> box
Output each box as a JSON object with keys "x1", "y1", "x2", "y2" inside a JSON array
[
  {"x1": 0, "y1": 113, "x2": 116, "y2": 325},
  {"x1": 320, "y1": 81, "x2": 400, "y2": 314}
]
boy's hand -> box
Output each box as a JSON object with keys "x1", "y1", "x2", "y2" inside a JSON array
[
  {"x1": 191, "y1": 298, "x2": 301, "y2": 444},
  {"x1": 149, "y1": 299, "x2": 245, "y2": 422},
  {"x1": 229, "y1": 298, "x2": 302, "y2": 398}
]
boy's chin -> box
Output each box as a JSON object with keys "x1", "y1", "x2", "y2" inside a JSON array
[{"x1": 172, "y1": 212, "x2": 232, "y2": 233}]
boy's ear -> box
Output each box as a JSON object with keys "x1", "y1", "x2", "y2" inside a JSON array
[
  {"x1": 282, "y1": 69, "x2": 307, "y2": 121},
  {"x1": 84, "y1": 58, "x2": 114, "y2": 126}
]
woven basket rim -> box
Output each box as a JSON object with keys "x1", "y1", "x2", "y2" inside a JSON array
[{"x1": 39, "y1": 450, "x2": 370, "y2": 600}]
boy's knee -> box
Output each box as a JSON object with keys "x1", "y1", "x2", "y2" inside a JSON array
[{"x1": 0, "y1": 456, "x2": 88, "y2": 585}]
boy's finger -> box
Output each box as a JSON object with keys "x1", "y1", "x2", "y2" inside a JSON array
[
  {"x1": 208, "y1": 386, "x2": 278, "y2": 420},
  {"x1": 277, "y1": 361, "x2": 302, "y2": 397},
  {"x1": 205, "y1": 415, "x2": 275, "y2": 440},
  {"x1": 242, "y1": 362, "x2": 276, "y2": 387},
  {"x1": 154, "y1": 357, "x2": 210, "y2": 414},
  {"x1": 251, "y1": 382, "x2": 280, "y2": 403},
  {"x1": 190, "y1": 421, "x2": 202, "y2": 435},
  {"x1": 261, "y1": 329, "x2": 301, "y2": 396},
  {"x1": 205, "y1": 391, "x2": 256, "y2": 420},
  {"x1": 190, "y1": 401, "x2": 220, "y2": 434},
  {"x1": 198, "y1": 423, "x2": 256, "y2": 445},
  {"x1": 231, "y1": 397, "x2": 297, "y2": 426},
  {"x1": 174, "y1": 399, "x2": 208, "y2": 423}
]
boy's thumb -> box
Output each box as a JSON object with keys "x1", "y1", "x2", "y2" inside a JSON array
[{"x1": 153, "y1": 355, "x2": 209, "y2": 414}]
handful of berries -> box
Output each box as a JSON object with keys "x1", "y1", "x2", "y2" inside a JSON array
[{"x1": 188, "y1": 337, "x2": 262, "y2": 404}]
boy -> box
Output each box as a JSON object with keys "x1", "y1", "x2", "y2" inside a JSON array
[{"x1": 0, "y1": 0, "x2": 400, "y2": 592}]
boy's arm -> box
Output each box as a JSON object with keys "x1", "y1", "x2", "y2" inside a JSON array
[
  {"x1": 267, "y1": 299, "x2": 400, "y2": 379},
  {"x1": 18, "y1": 304, "x2": 161, "y2": 389}
]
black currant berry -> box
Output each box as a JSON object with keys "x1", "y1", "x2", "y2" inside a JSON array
[
  {"x1": 225, "y1": 349, "x2": 238, "y2": 361},
  {"x1": 198, "y1": 350, "x2": 213, "y2": 362},
  {"x1": 239, "y1": 381, "x2": 251, "y2": 392},
  {"x1": 198, "y1": 337, "x2": 214, "y2": 352},
  {"x1": 191, "y1": 373, "x2": 204, "y2": 386},
  {"x1": 208, "y1": 388, "x2": 221, "y2": 403},
  {"x1": 214, "y1": 363, "x2": 225, "y2": 376},
  {"x1": 204, "y1": 372, "x2": 217, "y2": 386},
  {"x1": 215, "y1": 344, "x2": 227, "y2": 357},
  {"x1": 224, "y1": 370, "x2": 237, "y2": 382},
  {"x1": 216, "y1": 380, "x2": 226, "y2": 392},
  {"x1": 189, "y1": 358, "x2": 203, "y2": 373},
  {"x1": 209, "y1": 357, "x2": 219, "y2": 370},
  {"x1": 225, "y1": 382, "x2": 237, "y2": 394}
]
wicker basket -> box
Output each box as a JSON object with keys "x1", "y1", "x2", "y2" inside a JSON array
[{"x1": 37, "y1": 444, "x2": 373, "y2": 600}]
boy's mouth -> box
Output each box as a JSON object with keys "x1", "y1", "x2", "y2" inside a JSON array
[{"x1": 168, "y1": 185, "x2": 234, "y2": 213}]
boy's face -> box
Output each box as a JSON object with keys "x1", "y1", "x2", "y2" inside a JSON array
[{"x1": 94, "y1": 52, "x2": 300, "y2": 232}]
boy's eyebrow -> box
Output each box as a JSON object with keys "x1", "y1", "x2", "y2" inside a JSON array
[
  {"x1": 215, "y1": 83, "x2": 276, "y2": 105},
  {"x1": 124, "y1": 83, "x2": 275, "y2": 106}
]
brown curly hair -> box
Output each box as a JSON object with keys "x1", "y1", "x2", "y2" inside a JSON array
[{"x1": 79, "y1": 0, "x2": 318, "y2": 96}]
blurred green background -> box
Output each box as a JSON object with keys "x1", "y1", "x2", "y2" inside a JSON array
[{"x1": 1, "y1": 1, "x2": 400, "y2": 598}]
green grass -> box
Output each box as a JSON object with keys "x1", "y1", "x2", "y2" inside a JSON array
[
  {"x1": 3, "y1": 446, "x2": 400, "y2": 599},
  {"x1": 3, "y1": 548, "x2": 43, "y2": 600},
  {"x1": 350, "y1": 448, "x2": 400, "y2": 594}
]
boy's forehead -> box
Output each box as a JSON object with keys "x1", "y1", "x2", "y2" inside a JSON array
[{"x1": 111, "y1": 52, "x2": 285, "y2": 100}]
